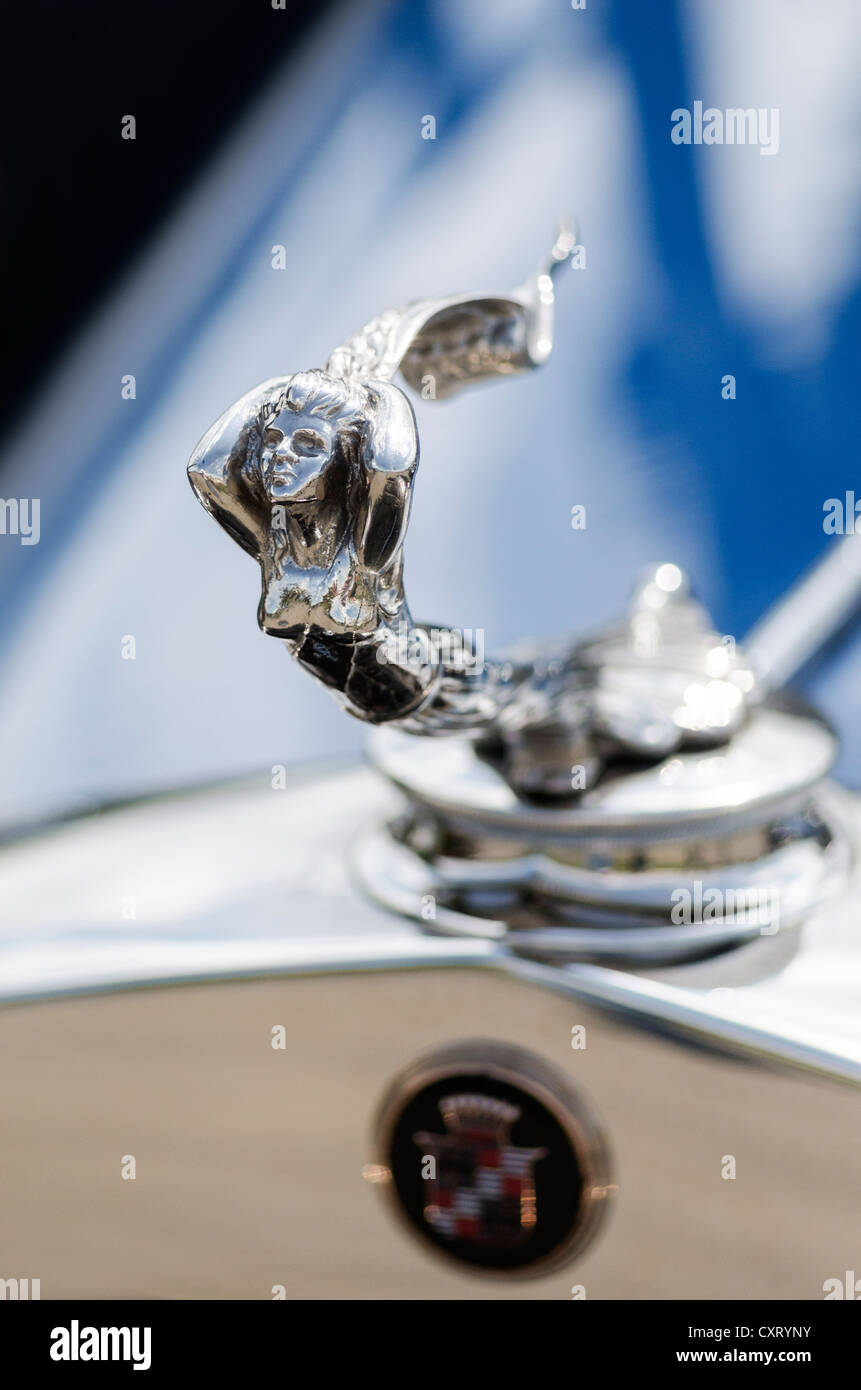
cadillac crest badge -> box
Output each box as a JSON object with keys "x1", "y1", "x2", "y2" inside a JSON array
[{"x1": 373, "y1": 1042, "x2": 613, "y2": 1276}]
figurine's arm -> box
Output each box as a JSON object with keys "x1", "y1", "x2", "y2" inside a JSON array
[
  {"x1": 187, "y1": 377, "x2": 289, "y2": 560},
  {"x1": 353, "y1": 381, "x2": 419, "y2": 574}
]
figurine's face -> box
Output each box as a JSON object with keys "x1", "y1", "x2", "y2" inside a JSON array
[{"x1": 260, "y1": 408, "x2": 336, "y2": 501}]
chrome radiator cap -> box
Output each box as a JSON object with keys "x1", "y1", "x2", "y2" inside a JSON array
[{"x1": 354, "y1": 695, "x2": 849, "y2": 967}]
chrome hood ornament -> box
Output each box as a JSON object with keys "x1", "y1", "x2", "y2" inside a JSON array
[
  {"x1": 188, "y1": 229, "x2": 581, "y2": 736},
  {"x1": 188, "y1": 231, "x2": 848, "y2": 965},
  {"x1": 188, "y1": 228, "x2": 757, "y2": 787}
]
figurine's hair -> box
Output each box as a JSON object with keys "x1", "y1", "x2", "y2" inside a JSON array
[
  {"x1": 241, "y1": 369, "x2": 367, "y2": 504},
  {"x1": 274, "y1": 370, "x2": 366, "y2": 424}
]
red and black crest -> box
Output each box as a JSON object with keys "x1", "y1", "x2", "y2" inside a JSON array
[
  {"x1": 414, "y1": 1094, "x2": 546, "y2": 1246},
  {"x1": 377, "y1": 1044, "x2": 612, "y2": 1274}
]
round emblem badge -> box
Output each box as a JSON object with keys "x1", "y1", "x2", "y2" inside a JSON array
[{"x1": 373, "y1": 1041, "x2": 613, "y2": 1276}]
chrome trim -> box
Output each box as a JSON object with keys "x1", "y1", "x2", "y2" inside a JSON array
[
  {"x1": 0, "y1": 764, "x2": 859, "y2": 1085},
  {"x1": 746, "y1": 530, "x2": 861, "y2": 687}
]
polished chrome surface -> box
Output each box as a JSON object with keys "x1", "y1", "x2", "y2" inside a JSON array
[
  {"x1": 358, "y1": 693, "x2": 848, "y2": 965},
  {"x1": 369, "y1": 700, "x2": 837, "y2": 837},
  {"x1": 488, "y1": 563, "x2": 760, "y2": 800},
  {"x1": 184, "y1": 243, "x2": 854, "y2": 973},
  {"x1": 183, "y1": 233, "x2": 854, "y2": 967},
  {"x1": 187, "y1": 230, "x2": 580, "y2": 735},
  {"x1": 187, "y1": 239, "x2": 760, "y2": 796},
  {"x1": 746, "y1": 529, "x2": 861, "y2": 687},
  {"x1": 352, "y1": 793, "x2": 850, "y2": 966},
  {"x1": 1, "y1": 763, "x2": 860, "y2": 1084}
]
